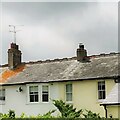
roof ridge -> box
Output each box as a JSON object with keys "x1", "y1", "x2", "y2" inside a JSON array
[
  {"x1": 1, "y1": 52, "x2": 119, "y2": 66},
  {"x1": 89, "y1": 52, "x2": 119, "y2": 58},
  {"x1": 25, "y1": 52, "x2": 119, "y2": 65},
  {"x1": 25, "y1": 57, "x2": 77, "y2": 65}
]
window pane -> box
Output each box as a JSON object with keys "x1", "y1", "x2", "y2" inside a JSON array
[
  {"x1": 0, "y1": 97, "x2": 5, "y2": 100},
  {"x1": 34, "y1": 86, "x2": 38, "y2": 92},
  {"x1": 98, "y1": 91, "x2": 102, "y2": 99},
  {"x1": 66, "y1": 84, "x2": 72, "y2": 101},
  {"x1": 35, "y1": 95, "x2": 38, "y2": 102},
  {"x1": 98, "y1": 81, "x2": 105, "y2": 99},
  {"x1": 42, "y1": 94, "x2": 48, "y2": 102},
  {"x1": 42, "y1": 86, "x2": 48, "y2": 91},
  {"x1": 29, "y1": 86, "x2": 38, "y2": 92},
  {"x1": 66, "y1": 93, "x2": 72, "y2": 101},
  {"x1": 29, "y1": 86, "x2": 38, "y2": 102},
  {"x1": 0, "y1": 89, "x2": 5, "y2": 96},
  {"x1": 66, "y1": 84, "x2": 72, "y2": 92},
  {"x1": 0, "y1": 89, "x2": 5, "y2": 101},
  {"x1": 103, "y1": 91, "x2": 106, "y2": 99},
  {"x1": 30, "y1": 95, "x2": 34, "y2": 102},
  {"x1": 42, "y1": 85, "x2": 49, "y2": 102},
  {"x1": 98, "y1": 83, "x2": 101, "y2": 90},
  {"x1": 29, "y1": 86, "x2": 34, "y2": 92},
  {"x1": 102, "y1": 85, "x2": 105, "y2": 90}
]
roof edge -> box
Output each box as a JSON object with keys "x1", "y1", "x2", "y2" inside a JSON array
[
  {"x1": 100, "y1": 103, "x2": 120, "y2": 106},
  {"x1": 1, "y1": 75, "x2": 119, "y2": 86}
]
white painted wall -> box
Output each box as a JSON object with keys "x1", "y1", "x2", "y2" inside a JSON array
[{"x1": 0, "y1": 83, "x2": 59, "y2": 116}]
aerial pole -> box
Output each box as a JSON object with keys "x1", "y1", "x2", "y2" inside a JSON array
[{"x1": 9, "y1": 25, "x2": 23, "y2": 44}]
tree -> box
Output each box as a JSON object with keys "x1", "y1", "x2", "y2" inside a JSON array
[{"x1": 53, "y1": 100, "x2": 82, "y2": 118}]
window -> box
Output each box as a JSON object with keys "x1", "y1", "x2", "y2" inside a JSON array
[
  {"x1": 0, "y1": 89, "x2": 5, "y2": 101},
  {"x1": 98, "y1": 81, "x2": 106, "y2": 99},
  {"x1": 66, "y1": 84, "x2": 72, "y2": 101},
  {"x1": 29, "y1": 86, "x2": 38, "y2": 102},
  {"x1": 28, "y1": 84, "x2": 50, "y2": 103},
  {"x1": 42, "y1": 85, "x2": 49, "y2": 102}
]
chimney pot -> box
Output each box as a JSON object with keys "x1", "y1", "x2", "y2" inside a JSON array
[
  {"x1": 79, "y1": 43, "x2": 84, "y2": 50},
  {"x1": 76, "y1": 44, "x2": 89, "y2": 62}
]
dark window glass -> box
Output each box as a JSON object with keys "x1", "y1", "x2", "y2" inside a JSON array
[
  {"x1": 42, "y1": 94, "x2": 48, "y2": 102},
  {"x1": 30, "y1": 95, "x2": 34, "y2": 102},
  {"x1": 98, "y1": 81, "x2": 106, "y2": 99},
  {"x1": 35, "y1": 95, "x2": 38, "y2": 102},
  {"x1": 66, "y1": 84, "x2": 72, "y2": 101},
  {"x1": 42, "y1": 86, "x2": 49, "y2": 102},
  {"x1": 29, "y1": 86, "x2": 38, "y2": 102},
  {"x1": 0, "y1": 89, "x2": 5, "y2": 101}
]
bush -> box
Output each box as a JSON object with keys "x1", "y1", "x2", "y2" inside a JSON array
[
  {"x1": 1, "y1": 100, "x2": 119, "y2": 119},
  {"x1": 53, "y1": 100, "x2": 82, "y2": 118},
  {"x1": 1, "y1": 118, "x2": 119, "y2": 120},
  {"x1": 1, "y1": 110, "x2": 15, "y2": 119},
  {"x1": 83, "y1": 110, "x2": 101, "y2": 118},
  {"x1": 20, "y1": 113, "x2": 27, "y2": 118},
  {"x1": 8, "y1": 110, "x2": 15, "y2": 118},
  {"x1": 37, "y1": 110, "x2": 56, "y2": 118}
]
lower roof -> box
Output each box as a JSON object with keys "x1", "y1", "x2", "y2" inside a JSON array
[{"x1": 101, "y1": 83, "x2": 120, "y2": 105}]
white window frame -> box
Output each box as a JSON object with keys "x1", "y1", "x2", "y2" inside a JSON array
[
  {"x1": 27, "y1": 84, "x2": 39, "y2": 104},
  {"x1": 0, "y1": 88, "x2": 5, "y2": 105},
  {"x1": 26, "y1": 84, "x2": 50, "y2": 104},
  {"x1": 98, "y1": 81, "x2": 106, "y2": 100},
  {"x1": 65, "y1": 83, "x2": 72, "y2": 102}
]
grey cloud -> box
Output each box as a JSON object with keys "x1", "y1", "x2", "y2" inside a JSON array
[
  {"x1": 2, "y1": 2, "x2": 90, "y2": 24},
  {"x1": 1, "y1": 2, "x2": 118, "y2": 64}
]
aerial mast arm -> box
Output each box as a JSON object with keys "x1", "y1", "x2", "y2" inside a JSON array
[
  {"x1": 9, "y1": 25, "x2": 16, "y2": 43},
  {"x1": 9, "y1": 25, "x2": 23, "y2": 44},
  {"x1": 13, "y1": 26, "x2": 16, "y2": 44}
]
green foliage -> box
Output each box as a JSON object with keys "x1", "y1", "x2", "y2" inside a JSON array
[
  {"x1": 0, "y1": 110, "x2": 15, "y2": 119},
  {"x1": 1, "y1": 113, "x2": 9, "y2": 118},
  {"x1": 2, "y1": 100, "x2": 118, "y2": 119},
  {"x1": 42, "y1": 110, "x2": 56, "y2": 118},
  {"x1": 8, "y1": 110, "x2": 15, "y2": 118},
  {"x1": 37, "y1": 110, "x2": 56, "y2": 118},
  {"x1": 83, "y1": 110, "x2": 101, "y2": 118},
  {"x1": 0, "y1": 113, "x2": 3, "y2": 118},
  {"x1": 0, "y1": 113, "x2": 9, "y2": 118},
  {"x1": 20, "y1": 113, "x2": 27, "y2": 118},
  {"x1": 19, "y1": 110, "x2": 56, "y2": 119},
  {"x1": 1, "y1": 118, "x2": 119, "y2": 120},
  {"x1": 53, "y1": 100, "x2": 82, "y2": 118}
]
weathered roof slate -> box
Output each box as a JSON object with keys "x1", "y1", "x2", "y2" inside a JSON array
[{"x1": 0, "y1": 53, "x2": 119, "y2": 85}]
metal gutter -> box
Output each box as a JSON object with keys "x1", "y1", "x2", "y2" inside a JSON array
[{"x1": 0, "y1": 76, "x2": 119, "y2": 86}]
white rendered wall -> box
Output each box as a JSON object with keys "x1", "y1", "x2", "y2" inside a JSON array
[{"x1": 0, "y1": 83, "x2": 59, "y2": 116}]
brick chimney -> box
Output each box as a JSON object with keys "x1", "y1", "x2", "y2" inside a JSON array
[
  {"x1": 8, "y1": 43, "x2": 22, "y2": 69},
  {"x1": 76, "y1": 43, "x2": 89, "y2": 62}
]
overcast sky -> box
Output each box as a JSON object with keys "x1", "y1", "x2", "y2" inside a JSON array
[{"x1": 0, "y1": 1, "x2": 118, "y2": 65}]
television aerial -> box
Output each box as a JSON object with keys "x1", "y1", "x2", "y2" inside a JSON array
[{"x1": 9, "y1": 25, "x2": 24, "y2": 44}]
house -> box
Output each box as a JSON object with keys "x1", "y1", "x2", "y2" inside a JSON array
[{"x1": 0, "y1": 43, "x2": 120, "y2": 118}]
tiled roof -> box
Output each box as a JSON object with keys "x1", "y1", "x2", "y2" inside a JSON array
[
  {"x1": 0, "y1": 53, "x2": 119, "y2": 85},
  {"x1": 0, "y1": 65, "x2": 25, "y2": 84},
  {"x1": 101, "y1": 83, "x2": 120, "y2": 105}
]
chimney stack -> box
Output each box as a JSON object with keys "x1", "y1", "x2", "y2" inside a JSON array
[
  {"x1": 76, "y1": 43, "x2": 89, "y2": 62},
  {"x1": 8, "y1": 43, "x2": 22, "y2": 69}
]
